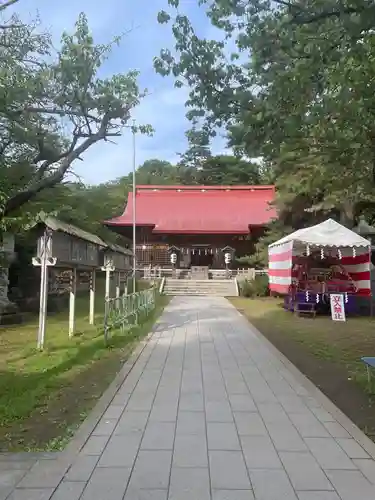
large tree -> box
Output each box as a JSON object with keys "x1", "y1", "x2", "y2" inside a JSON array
[
  {"x1": 0, "y1": 0, "x2": 149, "y2": 227},
  {"x1": 155, "y1": 0, "x2": 375, "y2": 230}
]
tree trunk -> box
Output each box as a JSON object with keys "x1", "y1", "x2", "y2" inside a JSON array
[{"x1": 339, "y1": 200, "x2": 355, "y2": 228}]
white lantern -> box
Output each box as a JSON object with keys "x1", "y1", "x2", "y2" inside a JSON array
[
  {"x1": 170, "y1": 253, "x2": 177, "y2": 265},
  {"x1": 224, "y1": 252, "x2": 231, "y2": 265}
]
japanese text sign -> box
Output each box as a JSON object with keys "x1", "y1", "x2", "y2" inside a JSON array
[{"x1": 330, "y1": 294, "x2": 346, "y2": 322}]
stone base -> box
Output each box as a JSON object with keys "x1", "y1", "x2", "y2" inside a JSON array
[{"x1": 0, "y1": 301, "x2": 23, "y2": 325}]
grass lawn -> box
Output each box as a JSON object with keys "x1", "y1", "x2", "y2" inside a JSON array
[
  {"x1": 230, "y1": 297, "x2": 375, "y2": 440},
  {"x1": 0, "y1": 281, "x2": 169, "y2": 451}
]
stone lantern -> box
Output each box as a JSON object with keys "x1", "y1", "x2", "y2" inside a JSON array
[{"x1": 0, "y1": 233, "x2": 20, "y2": 324}]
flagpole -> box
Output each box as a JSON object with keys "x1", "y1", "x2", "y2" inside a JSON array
[{"x1": 132, "y1": 122, "x2": 136, "y2": 294}]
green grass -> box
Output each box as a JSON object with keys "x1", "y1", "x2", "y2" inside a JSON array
[
  {"x1": 230, "y1": 297, "x2": 375, "y2": 394},
  {"x1": 0, "y1": 280, "x2": 169, "y2": 451}
]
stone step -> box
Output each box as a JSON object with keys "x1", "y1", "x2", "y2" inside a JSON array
[{"x1": 163, "y1": 277, "x2": 237, "y2": 297}]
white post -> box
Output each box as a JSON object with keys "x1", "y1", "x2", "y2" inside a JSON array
[
  {"x1": 37, "y1": 254, "x2": 48, "y2": 350},
  {"x1": 89, "y1": 269, "x2": 96, "y2": 325},
  {"x1": 69, "y1": 268, "x2": 77, "y2": 337},
  {"x1": 105, "y1": 266, "x2": 111, "y2": 299},
  {"x1": 116, "y1": 272, "x2": 121, "y2": 299},
  {"x1": 33, "y1": 229, "x2": 56, "y2": 350}
]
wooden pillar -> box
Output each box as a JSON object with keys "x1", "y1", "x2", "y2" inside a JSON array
[
  {"x1": 89, "y1": 269, "x2": 96, "y2": 325},
  {"x1": 69, "y1": 268, "x2": 77, "y2": 337}
]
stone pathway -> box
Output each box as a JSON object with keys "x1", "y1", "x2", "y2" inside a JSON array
[{"x1": 3, "y1": 296, "x2": 375, "y2": 499}]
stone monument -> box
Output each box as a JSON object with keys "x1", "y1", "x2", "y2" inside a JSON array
[{"x1": 0, "y1": 233, "x2": 21, "y2": 324}]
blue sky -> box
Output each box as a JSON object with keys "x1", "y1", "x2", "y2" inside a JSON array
[{"x1": 15, "y1": 0, "x2": 230, "y2": 184}]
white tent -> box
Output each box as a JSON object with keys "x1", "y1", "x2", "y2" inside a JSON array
[
  {"x1": 268, "y1": 219, "x2": 371, "y2": 295},
  {"x1": 269, "y1": 218, "x2": 370, "y2": 250}
]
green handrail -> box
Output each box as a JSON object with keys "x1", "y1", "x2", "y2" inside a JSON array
[{"x1": 104, "y1": 287, "x2": 157, "y2": 344}]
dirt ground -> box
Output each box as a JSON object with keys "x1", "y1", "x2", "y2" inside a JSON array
[{"x1": 231, "y1": 297, "x2": 375, "y2": 441}]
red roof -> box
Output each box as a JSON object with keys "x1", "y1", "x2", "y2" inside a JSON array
[{"x1": 105, "y1": 185, "x2": 276, "y2": 234}]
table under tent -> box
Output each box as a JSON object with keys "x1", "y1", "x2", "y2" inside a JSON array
[{"x1": 268, "y1": 219, "x2": 372, "y2": 317}]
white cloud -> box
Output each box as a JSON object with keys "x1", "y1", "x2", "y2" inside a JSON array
[{"x1": 12, "y1": 0, "x2": 233, "y2": 185}]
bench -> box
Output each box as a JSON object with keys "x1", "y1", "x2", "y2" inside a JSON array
[
  {"x1": 294, "y1": 301, "x2": 316, "y2": 318},
  {"x1": 361, "y1": 357, "x2": 375, "y2": 386}
]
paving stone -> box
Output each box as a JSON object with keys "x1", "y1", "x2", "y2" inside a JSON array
[
  {"x1": 80, "y1": 435, "x2": 110, "y2": 455},
  {"x1": 280, "y1": 452, "x2": 334, "y2": 491},
  {"x1": 173, "y1": 434, "x2": 208, "y2": 467},
  {"x1": 141, "y1": 422, "x2": 175, "y2": 450},
  {"x1": 233, "y1": 412, "x2": 268, "y2": 436},
  {"x1": 114, "y1": 411, "x2": 149, "y2": 435},
  {"x1": 209, "y1": 451, "x2": 251, "y2": 489},
  {"x1": 92, "y1": 418, "x2": 118, "y2": 436},
  {"x1": 265, "y1": 421, "x2": 307, "y2": 452},
  {"x1": 297, "y1": 493, "x2": 341, "y2": 500},
  {"x1": 205, "y1": 401, "x2": 233, "y2": 422},
  {"x1": 179, "y1": 392, "x2": 204, "y2": 411},
  {"x1": 240, "y1": 435, "x2": 282, "y2": 469},
  {"x1": 148, "y1": 403, "x2": 178, "y2": 422},
  {"x1": 250, "y1": 468, "x2": 298, "y2": 499},
  {"x1": 7, "y1": 488, "x2": 55, "y2": 500},
  {"x1": 102, "y1": 405, "x2": 125, "y2": 420},
  {"x1": 310, "y1": 407, "x2": 335, "y2": 423},
  {"x1": 126, "y1": 394, "x2": 155, "y2": 412},
  {"x1": 51, "y1": 480, "x2": 86, "y2": 500},
  {"x1": 129, "y1": 450, "x2": 172, "y2": 489},
  {"x1": 124, "y1": 489, "x2": 168, "y2": 500},
  {"x1": 99, "y1": 433, "x2": 142, "y2": 467},
  {"x1": 204, "y1": 386, "x2": 228, "y2": 402},
  {"x1": 257, "y1": 403, "x2": 290, "y2": 424},
  {"x1": 169, "y1": 467, "x2": 210, "y2": 500},
  {"x1": 228, "y1": 394, "x2": 257, "y2": 412},
  {"x1": 277, "y1": 395, "x2": 310, "y2": 414},
  {"x1": 65, "y1": 455, "x2": 98, "y2": 481},
  {"x1": 17, "y1": 460, "x2": 68, "y2": 488},
  {"x1": 207, "y1": 422, "x2": 241, "y2": 450},
  {"x1": 212, "y1": 490, "x2": 254, "y2": 500},
  {"x1": 336, "y1": 438, "x2": 369, "y2": 459},
  {"x1": 80, "y1": 466, "x2": 131, "y2": 500},
  {"x1": 111, "y1": 391, "x2": 131, "y2": 407},
  {"x1": 304, "y1": 437, "x2": 357, "y2": 470},
  {"x1": 288, "y1": 413, "x2": 330, "y2": 438},
  {"x1": 322, "y1": 422, "x2": 350, "y2": 438},
  {"x1": 353, "y1": 458, "x2": 375, "y2": 484},
  {"x1": 0, "y1": 469, "x2": 26, "y2": 489},
  {"x1": 176, "y1": 411, "x2": 206, "y2": 435},
  {"x1": 325, "y1": 470, "x2": 375, "y2": 500},
  {"x1": 0, "y1": 461, "x2": 33, "y2": 471}
]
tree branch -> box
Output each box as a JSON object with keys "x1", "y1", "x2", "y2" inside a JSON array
[
  {"x1": 24, "y1": 106, "x2": 100, "y2": 122},
  {"x1": 0, "y1": 0, "x2": 21, "y2": 12},
  {"x1": 272, "y1": 0, "x2": 368, "y2": 25},
  {"x1": 3, "y1": 107, "x2": 130, "y2": 216}
]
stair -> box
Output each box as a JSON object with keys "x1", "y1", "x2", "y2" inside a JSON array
[{"x1": 163, "y1": 278, "x2": 238, "y2": 296}]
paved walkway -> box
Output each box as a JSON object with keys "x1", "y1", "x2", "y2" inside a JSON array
[{"x1": 3, "y1": 296, "x2": 375, "y2": 499}]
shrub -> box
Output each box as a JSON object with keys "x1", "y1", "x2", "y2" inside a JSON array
[
  {"x1": 253, "y1": 274, "x2": 269, "y2": 297},
  {"x1": 239, "y1": 274, "x2": 269, "y2": 298},
  {"x1": 239, "y1": 279, "x2": 255, "y2": 297}
]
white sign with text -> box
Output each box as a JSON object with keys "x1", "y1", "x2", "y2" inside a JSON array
[{"x1": 330, "y1": 294, "x2": 346, "y2": 322}]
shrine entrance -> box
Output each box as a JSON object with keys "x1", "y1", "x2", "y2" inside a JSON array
[{"x1": 190, "y1": 247, "x2": 214, "y2": 267}]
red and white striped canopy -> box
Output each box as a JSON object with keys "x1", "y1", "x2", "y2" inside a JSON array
[{"x1": 268, "y1": 219, "x2": 371, "y2": 296}]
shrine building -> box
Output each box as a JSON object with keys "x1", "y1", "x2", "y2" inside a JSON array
[{"x1": 105, "y1": 185, "x2": 276, "y2": 269}]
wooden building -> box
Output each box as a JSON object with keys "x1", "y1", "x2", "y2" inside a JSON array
[{"x1": 105, "y1": 185, "x2": 276, "y2": 269}]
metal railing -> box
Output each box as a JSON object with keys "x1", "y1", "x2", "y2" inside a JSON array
[{"x1": 103, "y1": 287, "x2": 157, "y2": 344}]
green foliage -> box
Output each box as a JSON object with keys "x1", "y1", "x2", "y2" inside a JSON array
[
  {"x1": 239, "y1": 279, "x2": 255, "y2": 298},
  {"x1": 239, "y1": 274, "x2": 269, "y2": 298},
  {"x1": 0, "y1": 3, "x2": 150, "y2": 229},
  {"x1": 156, "y1": 0, "x2": 375, "y2": 253}
]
